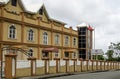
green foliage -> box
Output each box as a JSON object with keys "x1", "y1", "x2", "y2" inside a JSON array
[
  {"x1": 107, "y1": 42, "x2": 120, "y2": 61},
  {"x1": 97, "y1": 55, "x2": 104, "y2": 60},
  {"x1": 92, "y1": 55, "x2": 104, "y2": 60}
]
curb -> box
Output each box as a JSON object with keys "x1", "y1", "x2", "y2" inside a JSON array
[{"x1": 17, "y1": 70, "x2": 120, "y2": 79}]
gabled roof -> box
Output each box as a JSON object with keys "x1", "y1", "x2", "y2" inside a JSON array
[
  {"x1": 37, "y1": 4, "x2": 50, "y2": 19},
  {"x1": 0, "y1": 0, "x2": 66, "y2": 25},
  {"x1": 37, "y1": 4, "x2": 66, "y2": 25},
  {"x1": 0, "y1": 0, "x2": 35, "y2": 14}
]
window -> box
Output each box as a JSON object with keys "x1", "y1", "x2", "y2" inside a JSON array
[
  {"x1": 43, "y1": 32, "x2": 48, "y2": 45},
  {"x1": 11, "y1": 0, "x2": 17, "y2": 6},
  {"x1": 28, "y1": 49, "x2": 33, "y2": 57},
  {"x1": 54, "y1": 52, "x2": 59, "y2": 58},
  {"x1": 73, "y1": 38, "x2": 76, "y2": 46},
  {"x1": 9, "y1": 25, "x2": 16, "y2": 39},
  {"x1": 39, "y1": 7, "x2": 43, "y2": 15},
  {"x1": 55, "y1": 35, "x2": 59, "y2": 45},
  {"x1": 64, "y1": 52, "x2": 69, "y2": 58},
  {"x1": 73, "y1": 52, "x2": 76, "y2": 59},
  {"x1": 78, "y1": 27, "x2": 86, "y2": 35},
  {"x1": 42, "y1": 52, "x2": 49, "y2": 57},
  {"x1": 79, "y1": 49, "x2": 86, "y2": 59},
  {"x1": 28, "y1": 29, "x2": 34, "y2": 41},
  {"x1": 65, "y1": 36, "x2": 69, "y2": 45}
]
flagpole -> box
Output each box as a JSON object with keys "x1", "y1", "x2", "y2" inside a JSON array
[{"x1": 94, "y1": 27, "x2": 97, "y2": 60}]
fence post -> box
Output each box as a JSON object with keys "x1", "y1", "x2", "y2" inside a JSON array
[
  {"x1": 28, "y1": 57, "x2": 36, "y2": 76},
  {"x1": 54, "y1": 58, "x2": 60, "y2": 73},
  {"x1": 91, "y1": 60, "x2": 94, "y2": 71},
  {"x1": 63, "y1": 58, "x2": 69, "y2": 73},
  {"x1": 79, "y1": 58, "x2": 83, "y2": 72},
  {"x1": 118, "y1": 62, "x2": 120, "y2": 69},
  {"x1": 110, "y1": 61, "x2": 112, "y2": 70},
  {"x1": 96, "y1": 60, "x2": 98, "y2": 71},
  {"x1": 107, "y1": 61, "x2": 109, "y2": 70},
  {"x1": 104, "y1": 61, "x2": 106, "y2": 71},
  {"x1": 73, "y1": 59, "x2": 77, "y2": 72},
  {"x1": 86, "y1": 60, "x2": 89, "y2": 71},
  {"x1": 5, "y1": 53, "x2": 17, "y2": 79},
  {"x1": 100, "y1": 60, "x2": 102, "y2": 71}
]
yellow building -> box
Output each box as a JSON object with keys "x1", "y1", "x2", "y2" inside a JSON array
[{"x1": 0, "y1": 0, "x2": 78, "y2": 60}]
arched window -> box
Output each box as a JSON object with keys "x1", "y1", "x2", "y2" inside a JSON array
[
  {"x1": 28, "y1": 29, "x2": 34, "y2": 41},
  {"x1": 73, "y1": 38, "x2": 76, "y2": 46},
  {"x1": 43, "y1": 32, "x2": 48, "y2": 45},
  {"x1": 65, "y1": 36, "x2": 69, "y2": 45},
  {"x1": 55, "y1": 35, "x2": 59, "y2": 45},
  {"x1": 9, "y1": 25, "x2": 16, "y2": 39},
  {"x1": 28, "y1": 49, "x2": 33, "y2": 57}
]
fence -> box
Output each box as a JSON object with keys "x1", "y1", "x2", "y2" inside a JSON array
[{"x1": 15, "y1": 59, "x2": 120, "y2": 77}]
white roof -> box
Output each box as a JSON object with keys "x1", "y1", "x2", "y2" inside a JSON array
[
  {"x1": 77, "y1": 22, "x2": 89, "y2": 28},
  {"x1": 91, "y1": 49, "x2": 104, "y2": 55}
]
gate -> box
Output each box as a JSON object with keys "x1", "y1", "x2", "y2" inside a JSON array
[{"x1": 0, "y1": 46, "x2": 34, "y2": 79}]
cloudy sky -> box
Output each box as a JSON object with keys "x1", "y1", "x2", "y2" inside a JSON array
[
  {"x1": 4, "y1": 0, "x2": 120, "y2": 52},
  {"x1": 22, "y1": 0, "x2": 120, "y2": 52}
]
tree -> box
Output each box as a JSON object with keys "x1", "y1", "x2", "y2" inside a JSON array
[
  {"x1": 106, "y1": 50, "x2": 114, "y2": 61},
  {"x1": 107, "y1": 42, "x2": 120, "y2": 61}
]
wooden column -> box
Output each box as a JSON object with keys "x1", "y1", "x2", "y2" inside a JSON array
[
  {"x1": 28, "y1": 57, "x2": 36, "y2": 76},
  {"x1": 5, "y1": 54, "x2": 17, "y2": 79}
]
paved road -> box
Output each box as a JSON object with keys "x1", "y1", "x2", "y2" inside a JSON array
[{"x1": 48, "y1": 71, "x2": 120, "y2": 79}]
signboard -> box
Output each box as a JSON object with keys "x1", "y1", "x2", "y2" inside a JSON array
[{"x1": 91, "y1": 49, "x2": 104, "y2": 55}]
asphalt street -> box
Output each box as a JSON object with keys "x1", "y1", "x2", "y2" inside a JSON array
[{"x1": 48, "y1": 71, "x2": 120, "y2": 79}]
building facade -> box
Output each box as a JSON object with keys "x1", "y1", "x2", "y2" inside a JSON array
[
  {"x1": 77, "y1": 23, "x2": 93, "y2": 60},
  {"x1": 0, "y1": 0, "x2": 79, "y2": 60}
]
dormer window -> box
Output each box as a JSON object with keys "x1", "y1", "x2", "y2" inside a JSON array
[
  {"x1": 39, "y1": 7, "x2": 43, "y2": 15},
  {"x1": 12, "y1": 0, "x2": 17, "y2": 6}
]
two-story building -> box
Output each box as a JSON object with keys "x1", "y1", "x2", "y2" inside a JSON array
[{"x1": 0, "y1": 0, "x2": 78, "y2": 60}]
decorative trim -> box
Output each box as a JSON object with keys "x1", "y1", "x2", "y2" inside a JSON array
[{"x1": 0, "y1": 17, "x2": 78, "y2": 37}]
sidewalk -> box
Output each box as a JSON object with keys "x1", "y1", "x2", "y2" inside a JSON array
[
  {"x1": 16, "y1": 70, "x2": 112, "y2": 79},
  {"x1": 16, "y1": 73, "x2": 71, "y2": 79}
]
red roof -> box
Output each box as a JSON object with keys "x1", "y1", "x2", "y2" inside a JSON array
[{"x1": 42, "y1": 47, "x2": 58, "y2": 52}]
